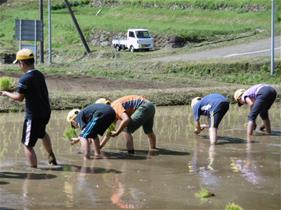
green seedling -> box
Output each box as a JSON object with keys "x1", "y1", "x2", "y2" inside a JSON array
[
  {"x1": 0, "y1": 77, "x2": 16, "y2": 91},
  {"x1": 105, "y1": 122, "x2": 116, "y2": 137},
  {"x1": 63, "y1": 127, "x2": 77, "y2": 141},
  {"x1": 195, "y1": 187, "x2": 215, "y2": 199},
  {"x1": 225, "y1": 202, "x2": 244, "y2": 210}
]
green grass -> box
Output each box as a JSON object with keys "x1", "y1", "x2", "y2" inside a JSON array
[
  {"x1": 0, "y1": 0, "x2": 280, "y2": 52},
  {"x1": 163, "y1": 61, "x2": 281, "y2": 85},
  {"x1": 121, "y1": 0, "x2": 274, "y2": 11}
]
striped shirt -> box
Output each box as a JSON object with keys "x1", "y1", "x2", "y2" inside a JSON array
[{"x1": 111, "y1": 95, "x2": 147, "y2": 119}]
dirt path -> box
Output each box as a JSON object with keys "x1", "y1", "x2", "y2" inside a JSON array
[
  {"x1": 149, "y1": 36, "x2": 281, "y2": 63},
  {"x1": 0, "y1": 71, "x2": 184, "y2": 92}
]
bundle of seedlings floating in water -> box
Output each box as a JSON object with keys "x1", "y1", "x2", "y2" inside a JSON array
[
  {"x1": 63, "y1": 127, "x2": 77, "y2": 141},
  {"x1": 0, "y1": 76, "x2": 16, "y2": 91},
  {"x1": 195, "y1": 187, "x2": 215, "y2": 199},
  {"x1": 225, "y1": 202, "x2": 244, "y2": 210}
]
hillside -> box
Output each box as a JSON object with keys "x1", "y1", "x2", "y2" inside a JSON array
[{"x1": 0, "y1": 0, "x2": 280, "y2": 111}]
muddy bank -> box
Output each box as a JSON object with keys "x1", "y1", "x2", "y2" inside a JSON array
[{"x1": 0, "y1": 86, "x2": 280, "y2": 112}]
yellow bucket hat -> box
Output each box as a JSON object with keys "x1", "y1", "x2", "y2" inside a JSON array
[
  {"x1": 95, "y1": 98, "x2": 111, "y2": 105},
  {"x1": 66, "y1": 109, "x2": 80, "y2": 122},
  {"x1": 13, "y1": 48, "x2": 34, "y2": 64},
  {"x1": 234, "y1": 89, "x2": 245, "y2": 106}
]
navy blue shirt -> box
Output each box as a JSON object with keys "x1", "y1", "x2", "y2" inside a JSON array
[
  {"x1": 75, "y1": 103, "x2": 115, "y2": 129},
  {"x1": 17, "y1": 69, "x2": 51, "y2": 119},
  {"x1": 193, "y1": 93, "x2": 228, "y2": 121}
]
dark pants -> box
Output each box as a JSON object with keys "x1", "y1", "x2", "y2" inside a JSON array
[
  {"x1": 248, "y1": 86, "x2": 277, "y2": 122},
  {"x1": 209, "y1": 101, "x2": 229, "y2": 128}
]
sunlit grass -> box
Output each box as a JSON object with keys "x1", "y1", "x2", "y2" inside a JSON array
[{"x1": 0, "y1": 0, "x2": 278, "y2": 51}]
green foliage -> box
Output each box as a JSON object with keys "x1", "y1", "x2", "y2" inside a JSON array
[
  {"x1": 51, "y1": 0, "x2": 90, "y2": 10},
  {"x1": 0, "y1": 77, "x2": 16, "y2": 91},
  {"x1": 63, "y1": 127, "x2": 77, "y2": 140},
  {"x1": 195, "y1": 187, "x2": 215, "y2": 198},
  {"x1": 225, "y1": 202, "x2": 244, "y2": 210},
  {"x1": 165, "y1": 61, "x2": 281, "y2": 85},
  {"x1": 0, "y1": 0, "x2": 279, "y2": 52},
  {"x1": 101, "y1": 0, "x2": 276, "y2": 12}
]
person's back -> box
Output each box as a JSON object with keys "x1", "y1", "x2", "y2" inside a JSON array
[
  {"x1": 110, "y1": 95, "x2": 156, "y2": 153},
  {"x1": 18, "y1": 69, "x2": 50, "y2": 118},
  {"x1": 111, "y1": 95, "x2": 147, "y2": 119},
  {"x1": 67, "y1": 103, "x2": 116, "y2": 159},
  {"x1": 191, "y1": 93, "x2": 229, "y2": 145},
  {"x1": 76, "y1": 103, "x2": 116, "y2": 133},
  {"x1": 193, "y1": 93, "x2": 228, "y2": 118}
]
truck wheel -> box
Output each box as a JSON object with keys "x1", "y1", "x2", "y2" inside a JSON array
[
  {"x1": 129, "y1": 46, "x2": 135, "y2": 52},
  {"x1": 116, "y1": 45, "x2": 121, "y2": 51}
]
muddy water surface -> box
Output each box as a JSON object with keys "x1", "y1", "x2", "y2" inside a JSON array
[{"x1": 0, "y1": 105, "x2": 280, "y2": 209}]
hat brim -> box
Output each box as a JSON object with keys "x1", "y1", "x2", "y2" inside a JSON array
[{"x1": 13, "y1": 59, "x2": 19, "y2": 64}]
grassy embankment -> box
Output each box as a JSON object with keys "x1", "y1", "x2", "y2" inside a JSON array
[{"x1": 0, "y1": 0, "x2": 280, "y2": 111}]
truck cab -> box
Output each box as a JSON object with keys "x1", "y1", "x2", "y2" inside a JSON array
[
  {"x1": 127, "y1": 29, "x2": 154, "y2": 52},
  {"x1": 112, "y1": 29, "x2": 154, "y2": 52}
]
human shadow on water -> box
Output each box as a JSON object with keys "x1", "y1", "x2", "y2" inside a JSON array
[
  {"x1": 255, "y1": 130, "x2": 281, "y2": 136},
  {"x1": 0, "y1": 172, "x2": 56, "y2": 180},
  {"x1": 102, "y1": 151, "x2": 148, "y2": 160},
  {"x1": 200, "y1": 134, "x2": 256, "y2": 145},
  {"x1": 216, "y1": 136, "x2": 247, "y2": 145},
  {"x1": 152, "y1": 148, "x2": 189, "y2": 156},
  {"x1": 40, "y1": 164, "x2": 122, "y2": 174},
  {"x1": 271, "y1": 130, "x2": 281, "y2": 136},
  {"x1": 0, "y1": 180, "x2": 9, "y2": 185},
  {"x1": 121, "y1": 148, "x2": 189, "y2": 156}
]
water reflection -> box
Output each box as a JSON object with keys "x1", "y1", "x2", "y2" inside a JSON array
[
  {"x1": 0, "y1": 105, "x2": 280, "y2": 209},
  {"x1": 110, "y1": 162, "x2": 145, "y2": 209},
  {"x1": 230, "y1": 143, "x2": 262, "y2": 185},
  {"x1": 189, "y1": 141, "x2": 219, "y2": 187}
]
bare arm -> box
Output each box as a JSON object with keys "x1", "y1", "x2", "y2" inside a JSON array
[
  {"x1": 100, "y1": 135, "x2": 111, "y2": 149},
  {"x1": 245, "y1": 97, "x2": 254, "y2": 110},
  {"x1": 194, "y1": 120, "x2": 208, "y2": 134},
  {"x1": 245, "y1": 97, "x2": 256, "y2": 142},
  {"x1": 111, "y1": 112, "x2": 130, "y2": 137},
  {"x1": 1, "y1": 91, "x2": 24, "y2": 102},
  {"x1": 194, "y1": 120, "x2": 201, "y2": 134},
  {"x1": 247, "y1": 121, "x2": 255, "y2": 143}
]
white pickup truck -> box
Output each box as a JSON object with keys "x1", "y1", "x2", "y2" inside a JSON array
[{"x1": 112, "y1": 29, "x2": 154, "y2": 52}]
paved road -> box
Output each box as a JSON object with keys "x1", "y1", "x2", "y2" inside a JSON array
[{"x1": 150, "y1": 36, "x2": 281, "y2": 62}]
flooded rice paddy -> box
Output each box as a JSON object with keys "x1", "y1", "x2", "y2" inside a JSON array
[{"x1": 0, "y1": 105, "x2": 280, "y2": 210}]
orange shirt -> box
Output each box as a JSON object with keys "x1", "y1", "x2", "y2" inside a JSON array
[{"x1": 111, "y1": 95, "x2": 147, "y2": 120}]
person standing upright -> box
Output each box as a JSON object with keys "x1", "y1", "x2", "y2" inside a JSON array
[{"x1": 0, "y1": 49, "x2": 57, "y2": 168}]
